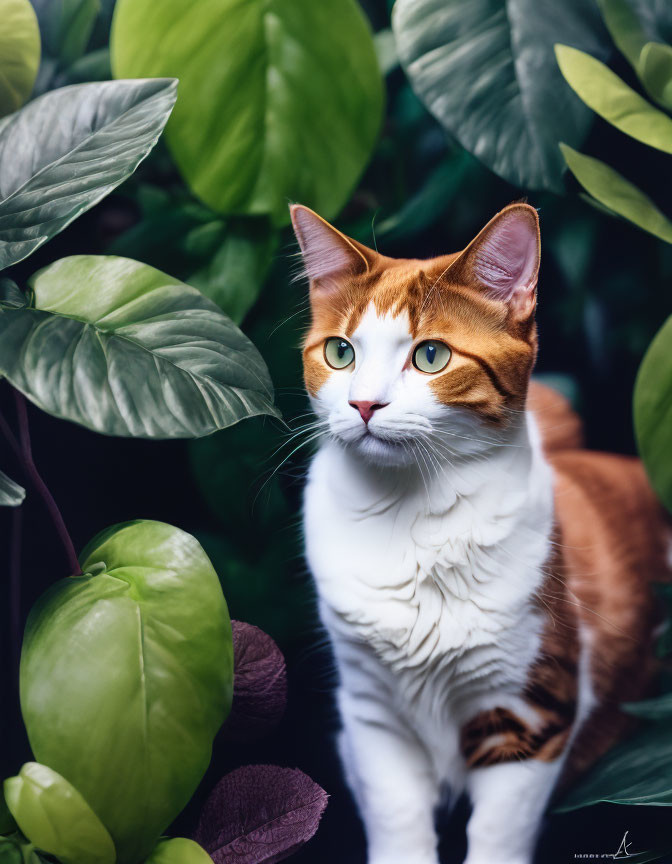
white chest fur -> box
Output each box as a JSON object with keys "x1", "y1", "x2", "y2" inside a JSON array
[{"x1": 303, "y1": 415, "x2": 555, "y2": 747}]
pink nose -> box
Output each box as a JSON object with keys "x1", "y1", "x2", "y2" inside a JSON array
[{"x1": 349, "y1": 400, "x2": 388, "y2": 424}]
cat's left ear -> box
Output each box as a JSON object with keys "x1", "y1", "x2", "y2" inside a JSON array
[{"x1": 449, "y1": 203, "x2": 540, "y2": 319}]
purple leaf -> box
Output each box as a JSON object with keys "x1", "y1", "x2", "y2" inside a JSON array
[
  {"x1": 193, "y1": 765, "x2": 328, "y2": 864},
  {"x1": 223, "y1": 621, "x2": 287, "y2": 741}
]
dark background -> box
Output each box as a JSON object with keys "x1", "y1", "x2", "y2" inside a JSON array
[{"x1": 2, "y1": 0, "x2": 672, "y2": 860}]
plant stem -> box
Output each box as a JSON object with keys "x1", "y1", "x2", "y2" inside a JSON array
[{"x1": 12, "y1": 391, "x2": 81, "y2": 576}]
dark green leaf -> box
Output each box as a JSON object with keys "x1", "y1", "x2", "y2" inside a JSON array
[
  {"x1": 0, "y1": 791, "x2": 17, "y2": 835},
  {"x1": 0, "y1": 0, "x2": 40, "y2": 118},
  {"x1": 639, "y1": 42, "x2": 672, "y2": 112},
  {"x1": 597, "y1": 0, "x2": 650, "y2": 70},
  {"x1": 0, "y1": 78, "x2": 177, "y2": 270},
  {"x1": 0, "y1": 470, "x2": 25, "y2": 507},
  {"x1": 111, "y1": 0, "x2": 384, "y2": 225},
  {"x1": 143, "y1": 838, "x2": 211, "y2": 864},
  {"x1": 189, "y1": 218, "x2": 278, "y2": 324},
  {"x1": 30, "y1": 0, "x2": 100, "y2": 66},
  {"x1": 65, "y1": 46, "x2": 111, "y2": 84},
  {"x1": 555, "y1": 45, "x2": 672, "y2": 152},
  {"x1": 634, "y1": 315, "x2": 672, "y2": 512},
  {"x1": 555, "y1": 721, "x2": 672, "y2": 809},
  {"x1": 623, "y1": 692, "x2": 672, "y2": 720},
  {"x1": 560, "y1": 144, "x2": 672, "y2": 244},
  {"x1": 392, "y1": 0, "x2": 609, "y2": 192},
  {"x1": 4, "y1": 762, "x2": 115, "y2": 864},
  {"x1": 0, "y1": 280, "x2": 28, "y2": 310},
  {"x1": 0, "y1": 255, "x2": 279, "y2": 438},
  {"x1": 20, "y1": 520, "x2": 233, "y2": 864}
]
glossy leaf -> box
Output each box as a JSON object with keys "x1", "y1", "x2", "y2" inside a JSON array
[
  {"x1": 0, "y1": 255, "x2": 279, "y2": 438},
  {"x1": 634, "y1": 315, "x2": 672, "y2": 512},
  {"x1": 20, "y1": 520, "x2": 234, "y2": 864},
  {"x1": 111, "y1": 0, "x2": 383, "y2": 226},
  {"x1": 0, "y1": 78, "x2": 177, "y2": 270},
  {"x1": 30, "y1": 0, "x2": 100, "y2": 66},
  {"x1": 392, "y1": 0, "x2": 609, "y2": 192},
  {"x1": 0, "y1": 471, "x2": 25, "y2": 507},
  {"x1": 223, "y1": 621, "x2": 287, "y2": 742},
  {"x1": 555, "y1": 721, "x2": 672, "y2": 809},
  {"x1": 0, "y1": 0, "x2": 40, "y2": 118},
  {"x1": 193, "y1": 766, "x2": 328, "y2": 863},
  {"x1": 560, "y1": 144, "x2": 672, "y2": 244},
  {"x1": 555, "y1": 45, "x2": 672, "y2": 153},
  {"x1": 4, "y1": 762, "x2": 115, "y2": 864},
  {"x1": 143, "y1": 838, "x2": 211, "y2": 864},
  {"x1": 190, "y1": 218, "x2": 278, "y2": 324}
]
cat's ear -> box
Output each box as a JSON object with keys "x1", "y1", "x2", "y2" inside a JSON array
[
  {"x1": 449, "y1": 204, "x2": 540, "y2": 318},
  {"x1": 290, "y1": 204, "x2": 374, "y2": 291}
]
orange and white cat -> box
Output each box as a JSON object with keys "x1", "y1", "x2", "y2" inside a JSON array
[{"x1": 291, "y1": 202, "x2": 670, "y2": 864}]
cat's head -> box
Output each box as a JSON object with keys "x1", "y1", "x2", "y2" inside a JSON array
[{"x1": 291, "y1": 203, "x2": 540, "y2": 466}]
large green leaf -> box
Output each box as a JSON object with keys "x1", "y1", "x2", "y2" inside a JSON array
[
  {"x1": 4, "y1": 763, "x2": 115, "y2": 864},
  {"x1": 555, "y1": 45, "x2": 672, "y2": 152},
  {"x1": 0, "y1": 470, "x2": 25, "y2": 507},
  {"x1": 30, "y1": 0, "x2": 100, "y2": 66},
  {"x1": 20, "y1": 520, "x2": 233, "y2": 864},
  {"x1": 560, "y1": 144, "x2": 672, "y2": 244},
  {"x1": 143, "y1": 839, "x2": 211, "y2": 864},
  {"x1": 110, "y1": 0, "x2": 384, "y2": 226},
  {"x1": 0, "y1": 0, "x2": 40, "y2": 118},
  {"x1": 0, "y1": 78, "x2": 176, "y2": 271},
  {"x1": 0, "y1": 255, "x2": 278, "y2": 438},
  {"x1": 392, "y1": 0, "x2": 609, "y2": 193},
  {"x1": 634, "y1": 315, "x2": 672, "y2": 512},
  {"x1": 556, "y1": 721, "x2": 672, "y2": 809}
]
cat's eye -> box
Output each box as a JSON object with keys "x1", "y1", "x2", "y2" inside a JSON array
[
  {"x1": 324, "y1": 337, "x2": 355, "y2": 370},
  {"x1": 412, "y1": 340, "x2": 451, "y2": 374}
]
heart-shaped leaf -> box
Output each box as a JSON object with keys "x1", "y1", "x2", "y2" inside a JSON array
[
  {"x1": 0, "y1": 255, "x2": 279, "y2": 438},
  {"x1": 20, "y1": 520, "x2": 234, "y2": 864},
  {"x1": 144, "y1": 838, "x2": 211, "y2": 864},
  {"x1": 0, "y1": 0, "x2": 40, "y2": 118},
  {"x1": 0, "y1": 78, "x2": 176, "y2": 270},
  {"x1": 110, "y1": 0, "x2": 383, "y2": 226},
  {"x1": 0, "y1": 470, "x2": 25, "y2": 507},
  {"x1": 555, "y1": 45, "x2": 672, "y2": 153},
  {"x1": 634, "y1": 315, "x2": 672, "y2": 512},
  {"x1": 193, "y1": 765, "x2": 328, "y2": 864},
  {"x1": 223, "y1": 621, "x2": 287, "y2": 742},
  {"x1": 4, "y1": 762, "x2": 115, "y2": 864},
  {"x1": 560, "y1": 144, "x2": 672, "y2": 244},
  {"x1": 392, "y1": 0, "x2": 610, "y2": 192}
]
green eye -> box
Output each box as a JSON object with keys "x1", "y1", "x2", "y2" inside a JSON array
[
  {"x1": 413, "y1": 340, "x2": 451, "y2": 374},
  {"x1": 324, "y1": 337, "x2": 355, "y2": 369}
]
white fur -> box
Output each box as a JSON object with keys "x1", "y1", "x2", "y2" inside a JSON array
[{"x1": 302, "y1": 304, "x2": 593, "y2": 864}]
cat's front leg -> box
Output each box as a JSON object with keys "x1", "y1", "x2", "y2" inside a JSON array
[
  {"x1": 338, "y1": 687, "x2": 441, "y2": 864},
  {"x1": 463, "y1": 759, "x2": 564, "y2": 864}
]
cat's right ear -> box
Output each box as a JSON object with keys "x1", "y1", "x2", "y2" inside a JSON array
[{"x1": 290, "y1": 204, "x2": 373, "y2": 292}]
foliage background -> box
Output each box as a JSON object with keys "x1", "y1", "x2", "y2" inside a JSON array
[{"x1": 1, "y1": 0, "x2": 671, "y2": 861}]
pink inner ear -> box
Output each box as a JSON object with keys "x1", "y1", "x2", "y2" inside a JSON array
[
  {"x1": 291, "y1": 206, "x2": 364, "y2": 284},
  {"x1": 472, "y1": 210, "x2": 539, "y2": 301}
]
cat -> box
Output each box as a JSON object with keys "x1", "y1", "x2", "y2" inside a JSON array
[{"x1": 290, "y1": 201, "x2": 670, "y2": 864}]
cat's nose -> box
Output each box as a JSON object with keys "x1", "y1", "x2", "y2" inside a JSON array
[{"x1": 349, "y1": 400, "x2": 388, "y2": 424}]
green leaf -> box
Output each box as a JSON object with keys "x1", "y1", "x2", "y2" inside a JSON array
[
  {"x1": 392, "y1": 0, "x2": 609, "y2": 193},
  {"x1": 0, "y1": 0, "x2": 40, "y2": 118},
  {"x1": 597, "y1": 0, "x2": 650, "y2": 70},
  {"x1": 634, "y1": 315, "x2": 672, "y2": 512},
  {"x1": 0, "y1": 470, "x2": 25, "y2": 507},
  {"x1": 0, "y1": 279, "x2": 29, "y2": 310},
  {"x1": 189, "y1": 218, "x2": 278, "y2": 324},
  {"x1": 555, "y1": 45, "x2": 672, "y2": 153},
  {"x1": 20, "y1": 520, "x2": 233, "y2": 864},
  {"x1": 110, "y1": 0, "x2": 384, "y2": 226},
  {"x1": 4, "y1": 763, "x2": 115, "y2": 864},
  {"x1": 639, "y1": 41, "x2": 672, "y2": 112},
  {"x1": 30, "y1": 0, "x2": 100, "y2": 66},
  {"x1": 143, "y1": 838, "x2": 211, "y2": 864},
  {"x1": 555, "y1": 721, "x2": 672, "y2": 809},
  {"x1": 0, "y1": 791, "x2": 17, "y2": 835},
  {"x1": 560, "y1": 144, "x2": 672, "y2": 244},
  {"x1": 623, "y1": 692, "x2": 672, "y2": 720},
  {"x1": 0, "y1": 255, "x2": 279, "y2": 438},
  {"x1": 0, "y1": 78, "x2": 177, "y2": 271}
]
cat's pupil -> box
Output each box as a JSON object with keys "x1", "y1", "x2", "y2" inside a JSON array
[
  {"x1": 337, "y1": 341, "x2": 348, "y2": 359},
  {"x1": 426, "y1": 344, "x2": 436, "y2": 365}
]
